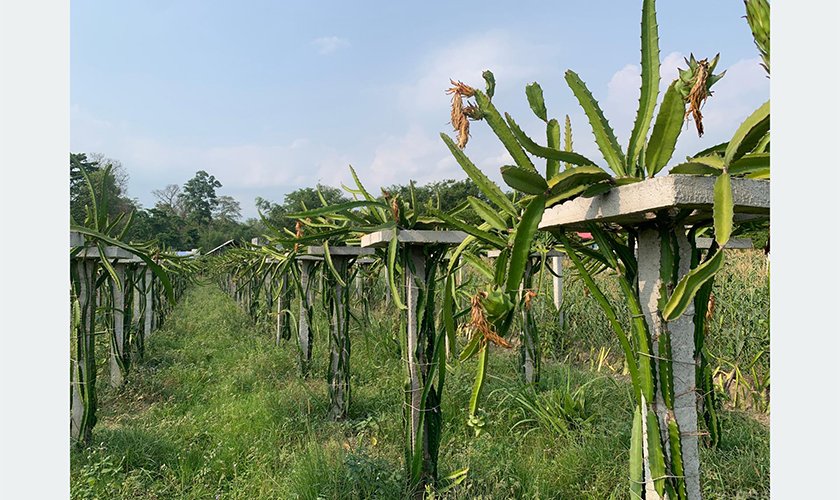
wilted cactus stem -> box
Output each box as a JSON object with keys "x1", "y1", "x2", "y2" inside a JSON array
[
  {"x1": 446, "y1": 79, "x2": 479, "y2": 148},
  {"x1": 676, "y1": 54, "x2": 725, "y2": 137},
  {"x1": 468, "y1": 291, "x2": 512, "y2": 348}
]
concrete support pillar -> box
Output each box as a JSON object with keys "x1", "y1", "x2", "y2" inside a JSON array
[
  {"x1": 384, "y1": 266, "x2": 391, "y2": 306},
  {"x1": 552, "y1": 255, "x2": 564, "y2": 328},
  {"x1": 275, "y1": 273, "x2": 289, "y2": 345},
  {"x1": 638, "y1": 228, "x2": 701, "y2": 500},
  {"x1": 298, "y1": 260, "x2": 316, "y2": 376},
  {"x1": 133, "y1": 269, "x2": 141, "y2": 337},
  {"x1": 405, "y1": 245, "x2": 424, "y2": 464},
  {"x1": 520, "y1": 258, "x2": 540, "y2": 385},
  {"x1": 109, "y1": 264, "x2": 127, "y2": 388},
  {"x1": 263, "y1": 273, "x2": 273, "y2": 330},
  {"x1": 358, "y1": 229, "x2": 466, "y2": 497},
  {"x1": 405, "y1": 245, "x2": 435, "y2": 494},
  {"x1": 144, "y1": 268, "x2": 153, "y2": 338},
  {"x1": 328, "y1": 256, "x2": 351, "y2": 421},
  {"x1": 71, "y1": 259, "x2": 97, "y2": 444}
]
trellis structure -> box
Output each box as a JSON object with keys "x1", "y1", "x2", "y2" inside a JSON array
[
  {"x1": 303, "y1": 245, "x2": 375, "y2": 420},
  {"x1": 294, "y1": 254, "x2": 321, "y2": 377},
  {"x1": 362, "y1": 229, "x2": 467, "y2": 498},
  {"x1": 215, "y1": 244, "x2": 378, "y2": 420},
  {"x1": 540, "y1": 175, "x2": 769, "y2": 499},
  {"x1": 70, "y1": 231, "x2": 182, "y2": 445}
]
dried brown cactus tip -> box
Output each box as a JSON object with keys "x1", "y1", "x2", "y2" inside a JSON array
[
  {"x1": 390, "y1": 197, "x2": 400, "y2": 222},
  {"x1": 705, "y1": 292, "x2": 716, "y2": 322},
  {"x1": 456, "y1": 120, "x2": 470, "y2": 149},
  {"x1": 524, "y1": 290, "x2": 537, "y2": 311},
  {"x1": 467, "y1": 291, "x2": 513, "y2": 349},
  {"x1": 447, "y1": 78, "x2": 476, "y2": 149},
  {"x1": 446, "y1": 79, "x2": 476, "y2": 97},
  {"x1": 684, "y1": 58, "x2": 712, "y2": 137}
]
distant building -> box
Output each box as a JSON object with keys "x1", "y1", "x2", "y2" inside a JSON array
[
  {"x1": 204, "y1": 240, "x2": 241, "y2": 256},
  {"x1": 174, "y1": 249, "x2": 200, "y2": 258}
]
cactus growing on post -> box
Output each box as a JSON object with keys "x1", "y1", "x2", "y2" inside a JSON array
[
  {"x1": 70, "y1": 258, "x2": 98, "y2": 445},
  {"x1": 440, "y1": 1, "x2": 769, "y2": 497},
  {"x1": 296, "y1": 257, "x2": 317, "y2": 377},
  {"x1": 108, "y1": 262, "x2": 129, "y2": 388},
  {"x1": 270, "y1": 171, "x2": 467, "y2": 496},
  {"x1": 440, "y1": 76, "x2": 572, "y2": 389},
  {"x1": 324, "y1": 251, "x2": 352, "y2": 420},
  {"x1": 70, "y1": 165, "x2": 175, "y2": 445}
]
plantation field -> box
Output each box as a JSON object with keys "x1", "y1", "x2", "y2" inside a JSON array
[{"x1": 70, "y1": 250, "x2": 768, "y2": 499}]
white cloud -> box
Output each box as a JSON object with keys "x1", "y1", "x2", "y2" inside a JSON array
[
  {"x1": 365, "y1": 125, "x2": 458, "y2": 187},
  {"x1": 661, "y1": 51, "x2": 686, "y2": 84},
  {"x1": 396, "y1": 31, "x2": 561, "y2": 118},
  {"x1": 312, "y1": 36, "x2": 350, "y2": 55},
  {"x1": 595, "y1": 53, "x2": 769, "y2": 165},
  {"x1": 313, "y1": 152, "x2": 357, "y2": 187},
  {"x1": 356, "y1": 129, "x2": 516, "y2": 195},
  {"x1": 71, "y1": 105, "x2": 327, "y2": 216},
  {"x1": 603, "y1": 51, "x2": 689, "y2": 145},
  {"x1": 364, "y1": 30, "x2": 566, "y2": 187},
  {"x1": 478, "y1": 148, "x2": 514, "y2": 170}
]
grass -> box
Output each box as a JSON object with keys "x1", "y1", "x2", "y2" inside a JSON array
[
  {"x1": 531, "y1": 249, "x2": 770, "y2": 412},
  {"x1": 71, "y1": 277, "x2": 768, "y2": 499}
]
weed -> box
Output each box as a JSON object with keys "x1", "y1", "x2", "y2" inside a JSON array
[{"x1": 71, "y1": 283, "x2": 768, "y2": 498}]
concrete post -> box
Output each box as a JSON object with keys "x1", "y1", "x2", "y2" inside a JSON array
[
  {"x1": 133, "y1": 268, "x2": 141, "y2": 340},
  {"x1": 298, "y1": 259, "x2": 316, "y2": 376},
  {"x1": 486, "y1": 249, "x2": 554, "y2": 383},
  {"x1": 109, "y1": 264, "x2": 127, "y2": 388},
  {"x1": 537, "y1": 176, "x2": 769, "y2": 500},
  {"x1": 552, "y1": 255, "x2": 564, "y2": 328},
  {"x1": 71, "y1": 259, "x2": 98, "y2": 444},
  {"x1": 144, "y1": 268, "x2": 153, "y2": 338},
  {"x1": 263, "y1": 273, "x2": 273, "y2": 330},
  {"x1": 359, "y1": 230, "x2": 467, "y2": 496},
  {"x1": 328, "y1": 256, "x2": 351, "y2": 420},
  {"x1": 520, "y1": 258, "x2": 540, "y2": 385},
  {"x1": 405, "y1": 245, "x2": 427, "y2": 488},
  {"x1": 638, "y1": 228, "x2": 701, "y2": 500},
  {"x1": 384, "y1": 266, "x2": 392, "y2": 306},
  {"x1": 275, "y1": 273, "x2": 289, "y2": 345}
]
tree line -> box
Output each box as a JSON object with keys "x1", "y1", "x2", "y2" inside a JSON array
[{"x1": 70, "y1": 153, "x2": 491, "y2": 252}]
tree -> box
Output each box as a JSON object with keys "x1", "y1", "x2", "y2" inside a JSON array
[
  {"x1": 87, "y1": 153, "x2": 129, "y2": 194},
  {"x1": 257, "y1": 184, "x2": 350, "y2": 233},
  {"x1": 70, "y1": 152, "x2": 138, "y2": 228},
  {"x1": 179, "y1": 170, "x2": 221, "y2": 227},
  {"x1": 124, "y1": 207, "x2": 188, "y2": 248},
  {"x1": 283, "y1": 184, "x2": 349, "y2": 213},
  {"x1": 70, "y1": 153, "x2": 99, "y2": 202},
  {"x1": 382, "y1": 178, "x2": 490, "y2": 226},
  {"x1": 152, "y1": 184, "x2": 184, "y2": 216},
  {"x1": 213, "y1": 195, "x2": 242, "y2": 223}
]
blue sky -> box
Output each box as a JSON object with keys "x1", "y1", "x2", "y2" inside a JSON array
[{"x1": 71, "y1": 1, "x2": 769, "y2": 219}]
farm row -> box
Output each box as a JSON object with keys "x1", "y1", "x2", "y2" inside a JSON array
[{"x1": 69, "y1": 1, "x2": 771, "y2": 498}]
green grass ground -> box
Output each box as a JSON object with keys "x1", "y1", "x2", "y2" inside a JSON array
[{"x1": 71, "y1": 281, "x2": 768, "y2": 499}]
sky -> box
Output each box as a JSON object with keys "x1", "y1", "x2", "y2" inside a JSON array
[{"x1": 71, "y1": 0, "x2": 769, "y2": 219}]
